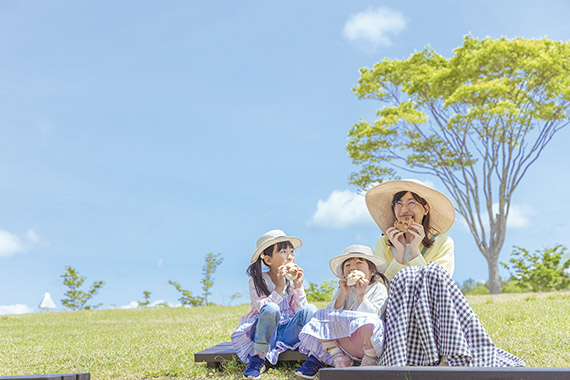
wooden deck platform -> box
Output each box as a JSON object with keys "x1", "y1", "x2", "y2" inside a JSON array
[
  {"x1": 194, "y1": 341, "x2": 307, "y2": 368},
  {"x1": 0, "y1": 374, "x2": 90, "y2": 380},
  {"x1": 319, "y1": 366, "x2": 570, "y2": 380}
]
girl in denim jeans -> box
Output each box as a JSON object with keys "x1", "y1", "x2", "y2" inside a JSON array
[{"x1": 231, "y1": 229, "x2": 317, "y2": 379}]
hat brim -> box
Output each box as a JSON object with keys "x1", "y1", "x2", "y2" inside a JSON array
[
  {"x1": 365, "y1": 179, "x2": 455, "y2": 234},
  {"x1": 329, "y1": 253, "x2": 387, "y2": 279},
  {"x1": 250, "y1": 236, "x2": 302, "y2": 263}
]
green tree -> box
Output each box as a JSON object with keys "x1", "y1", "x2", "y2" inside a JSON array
[
  {"x1": 168, "y1": 280, "x2": 204, "y2": 306},
  {"x1": 348, "y1": 36, "x2": 570, "y2": 293},
  {"x1": 168, "y1": 252, "x2": 224, "y2": 307},
  {"x1": 305, "y1": 280, "x2": 337, "y2": 302},
  {"x1": 459, "y1": 278, "x2": 481, "y2": 295},
  {"x1": 138, "y1": 291, "x2": 152, "y2": 307},
  {"x1": 201, "y1": 252, "x2": 224, "y2": 305},
  {"x1": 60, "y1": 266, "x2": 105, "y2": 310},
  {"x1": 501, "y1": 244, "x2": 570, "y2": 292}
]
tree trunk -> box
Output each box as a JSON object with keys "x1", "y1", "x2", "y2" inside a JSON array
[{"x1": 486, "y1": 255, "x2": 501, "y2": 294}]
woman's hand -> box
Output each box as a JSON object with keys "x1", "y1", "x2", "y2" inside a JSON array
[
  {"x1": 407, "y1": 222, "x2": 426, "y2": 258},
  {"x1": 353, "y1": 277, "x2": 369, "y2": 302},
  {"x1": 386, "y1": 226, "x2": 406, "y2": 264}
]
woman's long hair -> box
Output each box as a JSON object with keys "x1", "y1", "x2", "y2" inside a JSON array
[
  {"x1": 389, "y1": 190, "x2": 434, "y2": 249},
  {"x1": 246, "y1": 241, "x2": 294, "y2": 297}
]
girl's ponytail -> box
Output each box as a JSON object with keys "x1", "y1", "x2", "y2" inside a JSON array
[
  {"x1": 246, "y1": 241, "x2": 295, "y2": 297},
  {"x1": 246, "y1": 258, "x2": 270, "y2": 297},
  {"x1": 367, "y1": 260, "x2": 390, "y2": 295}
]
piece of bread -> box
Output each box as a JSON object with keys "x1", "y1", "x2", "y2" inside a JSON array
[
  {"x1": 284, "y1": 263, "x2": 299, "y2": 280},
  {"x1": 394, "y1": 216, "x2": 413, "y2": 232},
  {"x1": 346, "y1": 269, "x2": 365, "y2": 286}
]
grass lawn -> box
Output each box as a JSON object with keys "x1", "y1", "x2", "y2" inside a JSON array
[{"x1": 0, "y1": 292, "x2": 569, "y2": 380}]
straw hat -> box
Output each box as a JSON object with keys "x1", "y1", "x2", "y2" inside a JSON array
[
  {"x1": 329, "y1": 245, "x2": 387, "y2": 278},
  {"x1": 250, "y1": 229, "x2": 302, "y2": 263},
  {"x1": 365, "y1": 179, "x2": 455, "y2": 234}
]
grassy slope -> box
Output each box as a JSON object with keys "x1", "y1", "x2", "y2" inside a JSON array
[{"x1": 0, "y1": 293, "x2": 568, "y2": 380}]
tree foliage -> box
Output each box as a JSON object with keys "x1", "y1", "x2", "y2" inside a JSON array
[
  {"x1": 305, "y1": 280, "x2": 337, "y2": 302},
  {"x1": 501, "y1": 244, "x2": 570, "y2": 292},
  {"x1": 60, "y1": 266, "x2": 105, "y2": 310},
  {"x1": 348, "y1": 36, "x2": 570, "y2": 293},
  {"x1": 459, "y1": 277, "x2": 524, "y2": 295},
  {"x1": 169, "y1": 252, "x2": 224, "y2": 307},
  {"x1": 168, "y1": 280, "x2": 204, "y2": 306},
  {"x1": 138, "y1": 291, "x2": 152, "y2": 307},
  {"x1": 201, "y1": 252, "x2": 224, "y2": 305}
]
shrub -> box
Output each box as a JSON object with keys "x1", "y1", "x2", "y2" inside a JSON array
[
  {"x1": 501, "y1": 244, "x2": 570, "y2": 292},
  {"x1": 469, "y1": 284, "x2": 490, "y2": 295},
  {"x1": 305, "y1": 280, "x2": 336, "y2": 302}
]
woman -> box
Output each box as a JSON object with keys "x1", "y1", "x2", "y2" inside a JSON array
[{"x1": 365, "y1": 179, "x2": 524, "y2": 367}]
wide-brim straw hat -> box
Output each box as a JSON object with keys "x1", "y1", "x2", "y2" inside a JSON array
[
  {"x1": 329, "y1": 244, "x2": 387, "y2": 278},
  {"x1": 365, "y1": 179, "x2": 455, "y2": 234},
  {"x1": 250, "y1": 229, "x2": 302, "y2": 263}
]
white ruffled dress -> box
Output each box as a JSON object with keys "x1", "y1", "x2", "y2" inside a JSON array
[{"x1": 299, "y1": 280, "x2": 388, "y2": 365}]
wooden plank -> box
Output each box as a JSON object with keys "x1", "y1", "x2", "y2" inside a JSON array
[
  {"x1": 320, "y1": 366, "x2": 570, "y2": 380},
  {"x1": 194, "y1": 341, "x2": 307, "y2": 367},
  {"x1": 0, "y1": 374, "x2": 90, "y2": 380}
]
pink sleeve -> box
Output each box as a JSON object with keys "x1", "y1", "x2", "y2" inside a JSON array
[
  {"x1": 289, "y1": 287, "x2": 308, "y2": 313},
  {"x1": 248, "y1": 278, "x2": 284, "y2": 312}
]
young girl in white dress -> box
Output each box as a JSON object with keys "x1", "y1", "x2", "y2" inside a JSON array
[{"x1": 295, "y1": 245, "x2": 389, "y2": 379}]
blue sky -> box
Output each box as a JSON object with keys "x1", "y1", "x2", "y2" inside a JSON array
[{"x1": 1, "y1": 0, "x2": 570, "y2": 314}]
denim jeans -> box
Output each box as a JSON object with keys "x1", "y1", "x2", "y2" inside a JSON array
[{"x1": 251, "y1": 303, "x2": 317, "y2": 354}]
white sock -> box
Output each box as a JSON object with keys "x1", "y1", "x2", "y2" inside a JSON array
[
  {"x1": 327, "y1": 346, "x2": 342, "y2": 356},
  {"x1": 363, "y1": 348, "x2": 377, "y2": 358}
]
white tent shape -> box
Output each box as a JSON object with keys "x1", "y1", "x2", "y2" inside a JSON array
[{"x1": 39, "y1": 292, "x2": 56, "y2": 311}]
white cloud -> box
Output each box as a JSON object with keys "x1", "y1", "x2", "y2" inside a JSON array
[
  {"x1": 0, "y1": 228, "x2": 41, "y2": 258},
  {"x1": 459, "y1": 203, "x2": 534, "y2": 231},
  {"x1": 0, "y1": 304, "x2": 34, "y2": 315},
  {"x1": 506, "y1": 203, "x2": 533, "y2": 229},
  {"x1": 26, "y1": 229, "x2": 40, "y2": 244},
  {"x1": 157, "y1": 258, "x2": 164, "y2": 268},
  {"x1": 343, "y1": 7, "x2": 406, "y2": 48},
  {"x1": 119, "y1": 301, "x2": 140, "y2": 309},
  {"x1": 309, "y1": 190, "x2": 374, "y2": 229},
  {"x1": 119, "y1": 299, "x2": 173, "y2": 309},
  {"x1": 0, "y1": 230, "x2": 23, "y2": 257}
]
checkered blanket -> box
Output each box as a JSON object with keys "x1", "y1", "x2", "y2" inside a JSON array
[{"x1": 379, "y1": 263, "x2": 525, "y2": 367}]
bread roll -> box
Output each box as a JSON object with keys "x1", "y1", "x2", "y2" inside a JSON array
[
  {"x1": 346, "y1": 269, "x2": 365, "y2": 286},
  {"x1": 284, "y1": 263, "x2": 299, "y2": 280},
  {"x1": 394, "y1": 216, "x2": 413, "y2": 232}
]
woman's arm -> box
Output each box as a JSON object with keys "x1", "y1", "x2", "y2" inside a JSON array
[
  {"x1": 416, "y1": 234, "x2": 455, "y2": 275},
  {"x1": 374, "y1": 236, "x2": 407, "y2": 280}
]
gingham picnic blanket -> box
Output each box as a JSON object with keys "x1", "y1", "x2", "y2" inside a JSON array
[{"x1": 379, "y1": 263, "x2": 525, "y2": 367}]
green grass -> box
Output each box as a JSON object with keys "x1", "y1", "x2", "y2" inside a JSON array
[{"x1": 0, "y1": 293, "x2": 568, "y2": 379}]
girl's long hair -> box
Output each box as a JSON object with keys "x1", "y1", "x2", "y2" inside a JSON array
[
  {"x1": 389, "y1": 190, "x2": 434, "y2": 249},
  {"x1": 246, "y1": 241, "x2": 294, "y2": 297}
]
